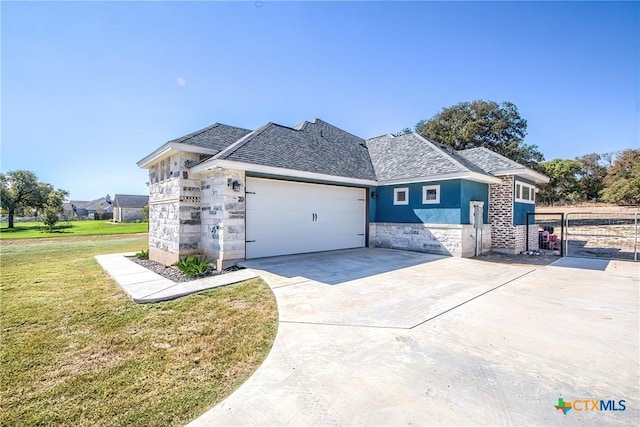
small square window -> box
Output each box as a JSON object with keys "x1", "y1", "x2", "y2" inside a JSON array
[
  {"x1": 422, "y1": 185, "x2": 440, "y2": 204},
  {"x1": 394, "y1": 187, "x2": 409, "y2": 205}
]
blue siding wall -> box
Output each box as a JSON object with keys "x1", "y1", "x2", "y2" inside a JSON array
[
  {"x1": 514, "y1": 202, "x2": 535, "y2": 225},
  {"x1": 513, "y1": 177, "x2": 536, "y2": 225},
  {"x1": 368, "y1": 186, "x2": 377, "y2": 222},
  {"x1": 375, "y1": 180, "x2": 464, "y2": 224},
  {"x1": 460, "y1": 181, "x2": 489, "y2": 224}
]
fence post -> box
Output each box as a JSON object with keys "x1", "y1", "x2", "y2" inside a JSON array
[
  {"x1": 560, "y1": 213, "x2": 564, "y2": 257},
  {"x1": 526, "y1": 213, "x2": 530, "y2": 252},
  {"x1": 564, "y1": 213, "x2": 570, "y2": 257},
  {"x1": 635, "y1": 212, "x2": 638, "y2": 262}
]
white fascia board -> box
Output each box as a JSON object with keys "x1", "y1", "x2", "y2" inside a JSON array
[
  {"x1": 191, "y1": 159, "x2": 377, "y2": 187},
  {"x1": 378, "y1": 171, "x2": 502, "y2": 186},
  {"x1": 493, "y1": 168, "x2": 550, "y2": 184},
  {"x1": 137, "y1": 143, "x2": 217, "y2": 168}
]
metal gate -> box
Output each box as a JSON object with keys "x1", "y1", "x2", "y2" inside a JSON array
[
  {"x1": 565, "y1": 212, "x2": 639, "y2": 261},
  {"x1": 526, "y1": 212, "x2": 564, "y2": 256}
]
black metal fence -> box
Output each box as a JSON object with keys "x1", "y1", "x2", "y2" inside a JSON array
[{"x1": 526, "y1": 212, "x2": 564, "y2": 256}]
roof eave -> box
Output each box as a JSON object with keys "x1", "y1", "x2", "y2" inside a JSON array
[
  {"x1": 137, "y1": 142, "x2": 217, "y2": 169},
  {"x1": 493, "y1": 168, "x2": 550, "y2": 184},
  {"x1": 377, "y1": 171, "x2": 502, "y2": 186},
  {"x1": 190, "y1": 159, "x2": 378, "y2": 186}
]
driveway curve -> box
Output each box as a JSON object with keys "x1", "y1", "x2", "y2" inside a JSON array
[{"x1": 189, "y1": 248, "x2": 639, "y2": 426}]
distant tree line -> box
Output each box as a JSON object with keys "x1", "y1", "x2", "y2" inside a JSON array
[
  {"x1": 0, "y1": 170, "x2": 68, "y2": 230},
  {"x1": 401, "y1": 100, "x2": 640, "y2": 206},
  {"x1": 537, "y1": 150, "x2": 640, "y2": 206}
]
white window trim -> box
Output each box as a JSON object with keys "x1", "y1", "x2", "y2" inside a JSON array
[
  {"x1": 394, "y1": 187, "x2": 409, "y2": 205},
  {"x1": 422, "y1": 185, "x2": 440, "y2": 204},
  {"x1": 515, "y1": 181, "x2": 536, "y2": 204}
]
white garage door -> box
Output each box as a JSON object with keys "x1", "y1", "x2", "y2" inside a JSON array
[{"x1": 245, "y1": 177, "x2": 366, "y2": 259}]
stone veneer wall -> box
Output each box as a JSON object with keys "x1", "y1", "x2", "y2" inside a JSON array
[
  {"x1": 198, "y1": 168, "x2": 246, "y2": 270},
  {"x1": 148, "y1": 153, "x2": 202, "y2": 265},
  {"x1": 369, "y1": 223, "x2": 491, "y2": 257},
  {"x1": 526, "y1": 224, "x2": 539, "y2": 251}
]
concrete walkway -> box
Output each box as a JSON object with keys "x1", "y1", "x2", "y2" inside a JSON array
[
  {"x1": 95, "y1": 253, "x2": 258, "y2": 303},
  {"x1": 189, "y1": 248, "x2": 639, "y2": 426}
]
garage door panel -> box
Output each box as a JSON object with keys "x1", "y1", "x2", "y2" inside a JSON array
[{"x1": 246, "y1": 177, "x2": 366, "y2": 259}]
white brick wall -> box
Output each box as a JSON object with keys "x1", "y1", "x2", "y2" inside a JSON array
[
  {"x1": 489, "y1": 175, "x2": 515, "y2": 250},
  {"x1": 488, "y1": 175, "x2": 539, "y2": 253}
]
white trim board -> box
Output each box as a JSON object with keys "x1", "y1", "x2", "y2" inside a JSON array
[
  {"x1": 137, "y1": 142, "x2": 216, "y2": 168},
  {"x1": 192, "y1": 159, "x2": 377, "y2": 186}
]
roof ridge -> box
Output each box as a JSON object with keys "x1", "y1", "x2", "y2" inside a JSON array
[
  {"x1": 214, "y1": 122, "x2": 273, "y2": 160},
  {"x1": 366, "y1": 133, "x2": 394, "y2": 142},
  {"x1": 311, "y1": 118, "x2": 367, "y2": 142}
]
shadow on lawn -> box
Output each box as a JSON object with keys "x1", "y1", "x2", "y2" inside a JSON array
[{"x1": 0, "y1": 223, "x2": 74, "y2": 234}]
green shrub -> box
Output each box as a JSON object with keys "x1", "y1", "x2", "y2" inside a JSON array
[
  {"x1": 174, "y1": 254, "x2": 213, "y2": 278},
  {"x1": 135, "y1": 249, "x2": 149, "y2": 260}
]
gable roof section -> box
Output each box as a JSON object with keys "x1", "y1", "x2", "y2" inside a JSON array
[
  {"x1": 205, "y1": 119, "x2": 377, "y2": 181},
  {"x1": 366, "y1": 133, "x2": 500, "y2": 184},
  {"x1": 137, "y1": 123, "x2": 252, "y2": 168},
  {"x1": 458, "y1": 147, "x2": 549, "y2": 183},
  {"x1": 168, "y1": 123, "x2": 252, "y2": 151},
  {"x1": 112, "y1": 194, "x2": 149, "y2": 208}
]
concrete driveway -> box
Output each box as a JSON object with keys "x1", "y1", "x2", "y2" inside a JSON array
[{"x1": 189, "y1": 248, "x2": 639, "y2": 426}]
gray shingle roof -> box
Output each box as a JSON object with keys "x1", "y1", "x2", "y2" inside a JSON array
[
  {"x1": 112, "y1": 194, "x2": 149, "y2": 208},
  {"x1": 169, "y1": 123, "x2": 252, "y2": 152},
  {"x1": 366, "y1": 133, "x2": 496, "y2": 181},
  {"x1": 458, "y1": 147, "x2": 525, "y2": 173},
  {"x1": 161, "y1": 118, "x2": 538, "y2": 183},
  {"x1": 216, "y1": 119, "x2": 376, "y2": 180}
]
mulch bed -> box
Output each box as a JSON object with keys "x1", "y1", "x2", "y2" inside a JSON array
[{"x1": 128, "y1": 257, "x2": 242, "y2": 283}]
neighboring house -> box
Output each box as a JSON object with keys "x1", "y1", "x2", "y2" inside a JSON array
[
  {"x1": 63, "y1": 196, "x2": 113, "y2": 219},
  {"x1": 137, "y1": 119, "x2": 549, "y2": 268},
  {"x1": 112, "y1": 194, "x2": 149, "y2": 222}
]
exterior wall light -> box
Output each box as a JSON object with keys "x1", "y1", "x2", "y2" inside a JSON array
[{"x1": 232, "y1": 180, "x2": 241, "y2": 192}]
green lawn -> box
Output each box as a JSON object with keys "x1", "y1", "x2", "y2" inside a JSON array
[
  {"x1": 0, "y1": 234, "x2": 278, "y2": 426},
  {"x1": 0, "y1": 220, "x2": 149, "y2": 239}
]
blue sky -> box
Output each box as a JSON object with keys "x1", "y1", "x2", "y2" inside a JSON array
[{"x1": 2, "y1": 1, "x2": 638, "y2": 200}]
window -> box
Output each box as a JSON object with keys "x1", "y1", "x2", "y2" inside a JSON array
[
  {"x1": 515, "y1": 181, "x2": 536, "y2": 204},
  {"x1": 422, "y1": 185, "x2": 440, "y2": 204},
  {"x1": 394, "y1": 187, "x2": 409, "y2": 205}
]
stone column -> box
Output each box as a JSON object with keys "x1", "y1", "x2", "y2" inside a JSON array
[
  {"x1": 489, "y1": 175, "x2": 516, "y2": 252},
  {"x1": 198, "y1": 168, "x2": 246, "y2": 270},
  {"x1": 147, "y1": 153, "x2": 202, "y2": 265}
]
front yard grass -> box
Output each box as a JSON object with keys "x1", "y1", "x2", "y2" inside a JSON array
[
  {"x1": 0, "y1": 235, "x2": 278, "y2": 426},
  {"x1": 0, "y1": 220, "x2": 149, "y2": 240}
]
